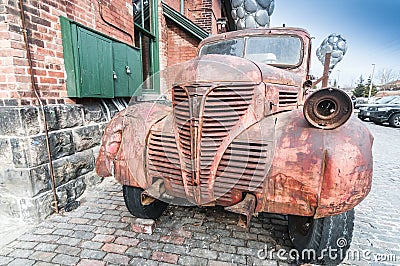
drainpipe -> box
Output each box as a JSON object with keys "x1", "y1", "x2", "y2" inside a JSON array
[
  {"x1": 19, "y1": 0, "x2": 59, "y2": 213},
  {"x1": 180, "y1": 0, "x2": 184, "y2": 15}
]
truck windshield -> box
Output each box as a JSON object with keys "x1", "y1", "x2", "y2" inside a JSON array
[{"x1": 199, "y1": 35, "x2": 302, "y2": 67}]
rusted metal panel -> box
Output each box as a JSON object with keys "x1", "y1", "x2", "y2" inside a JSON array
[
  {"x1": 96, "y1": 103, "x2": 171, "y2": 188},
  {"x1": 260, "y1": 110, "x2": 373, "y2": 217}
]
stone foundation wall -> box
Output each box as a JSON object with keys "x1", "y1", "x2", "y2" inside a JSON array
[{"x1": 0, "y1": 100, "x2": 119, "y2": 223}]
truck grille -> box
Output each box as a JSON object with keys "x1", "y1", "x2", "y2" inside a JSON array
[
  {"x1": 147, "y1": 131, "x2": 188, "y2": 199},
  {"x1": 172, "y1": 84, "x2": 255, "y2": 202},
  {"x1": 279, "y1": 89, "x2": 298, "y2": 106}
]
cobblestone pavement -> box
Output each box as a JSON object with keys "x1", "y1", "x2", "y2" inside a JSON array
[{"x1": 0, "y1": 121, "x2": 399, "y2": 266}]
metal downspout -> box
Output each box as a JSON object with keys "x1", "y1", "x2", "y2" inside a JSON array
[
  {"x1": 180, "y1": 0, "x2": 184, "y2": 15},
  {"x1": 18, "y1": 0, "x2": 59, "y2": 213}
]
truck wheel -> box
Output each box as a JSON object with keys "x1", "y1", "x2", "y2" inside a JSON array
[
  {"x1": 389, "y1": 113, "x2": 400, "y2": 128},
  {"x1": 288, "y1": 209, "x2": 354, "y2": 265},
  {"x1": 122, "y1": 185, "x2": 168, "y2": 219}
]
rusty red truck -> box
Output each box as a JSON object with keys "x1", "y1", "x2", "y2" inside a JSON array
[{"x1": 96, "y1": 27, "x2": 373, "y2": 264}]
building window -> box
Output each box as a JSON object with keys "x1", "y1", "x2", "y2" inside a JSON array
[{"x1": 133, "y1": 0, "x2": 160, "y2": 94}]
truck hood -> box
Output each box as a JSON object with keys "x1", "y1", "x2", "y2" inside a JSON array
[
  {"x1": 170, "y1": 54, "x2": 262, "y2": 85},
  {"x1": 168, "y1": 54, "x2": 302, "y2": 87},
  {"x1": 254, "y1": 62, "x2": 303, "y2": 86}
]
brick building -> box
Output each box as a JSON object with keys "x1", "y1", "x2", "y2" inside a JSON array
[{"x1": 0, "y1": 0, "x2": 233, "y2": 222}]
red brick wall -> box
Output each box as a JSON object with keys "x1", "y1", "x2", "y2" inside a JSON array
[
  {"x1": 0, "y1": 0, "x2": 134, "y2": 106},
  {"x1": 162, "y1": 0, "x2": 222, "y2": 34},
  {"x1": 159, "y1": 0, "x2": 222, "y2": 70},
  {"x1": 165, "y1": 18, "x2": 200, "y2": 66}
]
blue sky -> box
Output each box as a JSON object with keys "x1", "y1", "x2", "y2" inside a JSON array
[{"x1": 270, "y1": 0, "x2": 400, "y2": 87}]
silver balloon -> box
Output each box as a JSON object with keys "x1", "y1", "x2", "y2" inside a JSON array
[
  {"x1": 316, "y1": 33, "x2": 347, "y2": 70},
  {"x1": 255, "y1": 9, "x2": 270, "y2": 26},
  {"x1": 230, "y1": 0, "x2": 275, "y2": 29},
  {"x1": 257, "y1": 0, "x2": 272, "y2": 8},
  {"x1": 245, "y1": 15, "x2": 257, "y2": 28},
  {"x1": 237, "y1": 6, "x2": 245, "y2": 19},
  {"x1": 245, "y1": 0, "x2": 258, "y2": 13},
  {"x1": 232, "y1": 0, "x2": 244, "y2": 8}
]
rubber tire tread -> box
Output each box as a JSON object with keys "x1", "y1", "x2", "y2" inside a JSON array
[
  {"x1": 122, "y1": 185, "x2": 168, "y2": 219},
  {"x1": 389, "y1": 113, "x2": 400, "y2": 128},
  {"x1": 288, "y1": 209, "x2": 355, "y2": 265}
]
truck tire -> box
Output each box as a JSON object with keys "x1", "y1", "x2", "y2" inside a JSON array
[
  {"x1": 389, "y1": 113, "x2": 400, "y2": 128},
  {"x1": 122, "y1": 185, "x2": 168, "y2": 219},
  {"x1": 288, "y1": 209, "x2": 354, "y2": 265}
]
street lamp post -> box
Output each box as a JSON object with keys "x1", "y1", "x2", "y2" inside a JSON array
[{"x1": 368, "y1": 64, "x2": 376, "y2": 101}]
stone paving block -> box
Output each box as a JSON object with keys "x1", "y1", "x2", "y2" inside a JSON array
[
  {"x1": 54, "y1": 245, "x2": 81, "y2": 256},
  {"x1": 103, "y1": 253, "x2": 131, "y2": 265},
  {"x1": 217, "y1": 252, "x2": 247, "y2": 264},
  {"x1": 208, "y1": 260, "x2": 237, "y2": 266},
  {"x1": 76, "y1": 259, "x2": 106, "y2": 266},
  {"x1": 92, "y1": 234, "x2": 115, "y2": 243},
  {"x1": 74, "y1": 224, "x2": 96, "y2": 232},
  {"x1": 183, "y1": 238, "x2": 210, "y2": 249},
  {"x1": 130, "y1": 218, "x2": 155, "y2": 234},
  {"x1": 71, "y1": 230, "x2": 95, "y2": 240},
  {"x1": 210, "y1": 243, "x2": 237, "y2": 253},
  {"x1": 53, "y1": 228, "x2": 74, "y2": 236},
  {"x1": 80, "y1": 249, "x2": 106, "y2": 260},
  {"x1": 136, "y1": 240, "x2": 165, "y2": 251},
  {"x1": 114, "y1": 236, "x2": 140, "y2": 246},
  {"x1": 162, "y1": 243, "x2": 188, "y2": 255},
  {"x1": 220, "y1": 236, "x2": 246, "y2": 246},
  {"x1": 8, "y1": 258, "x2": 35, "y2": 266},
  {"x1": 160, "y1": 235, "x2": 185, "y2": 245},
  {"x1": 101, "y1": 243, "x2": 128, "y2": 254},
  {"x1": 56, "y1": 237, "x2": 82, "y2": 246},
  {"x1": 7, "y1": 248, "x2": 34, "y2": 258},
  {"x1": 34, "y1": 262, "x2": 58, "y2": 266},
  {"x1": 52, "y1": 253, "x2": 80, "y2": 265},
  {"x1": 79, "y1": 241, "x2": 104, "y2": 250},
  {"x1": 177, "y1": 255, "x2": 208, "y2": 266},
  {"x1": 0, "y1": 256, "x2": 13, "y2": 265},
  {"x1": 125, "y1": 247, "x2": 152, "y2": 259},
  {"x1": 151, "y1": 251, "x2": 178, "y2": 264},
  {"x1": 83, "y1": 213, "x2": 102, "y2": 220},
  {"x1": 189, "y1": 248, "x2": 218, "y2": 260},
  {"x1": 29, "y1": 251, "x2": 56, "y2": 262},
  {"x1": 56, "y1": 223, "x2": 75, "y2": 229},
  {"x1": 129, "y1": 258, "x2": 158, "y2": 266},
  {"x1": 9, "y1": 240, "x2": 38, "y2": 249},
  {"x1": 34, "y1": 243, "x2": 58, "y2": 252}
]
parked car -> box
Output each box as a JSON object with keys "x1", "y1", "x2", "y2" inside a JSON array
[
  {"x1": 368, "y1": 97, "x2": 400, "y2": 127},
  {"x1": 353, "y1": 97, "x2": 368, "y2": 109},
  {"x1": 96, "y1": 27, "x2": 373, "y2": 265},
  {"x1": 358, "y1": 96, "x2": 399, "y2": 121}
]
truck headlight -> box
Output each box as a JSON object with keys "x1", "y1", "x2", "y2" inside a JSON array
[{"x1": 303, "y1": 87, "x2": 353, "y2": 129}]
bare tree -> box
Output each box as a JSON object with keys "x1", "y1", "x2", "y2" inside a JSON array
[{"x1": 377, "y1": 68, "x2": 399, "y2": 90}]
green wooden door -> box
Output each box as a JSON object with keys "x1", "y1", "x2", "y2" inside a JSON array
[
  {"x1": 78, "y1": 27, "x2": 114, "y2": 98},
  {"x1": 113, "y1": 43, "x2": 143, "y2": 97}
]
